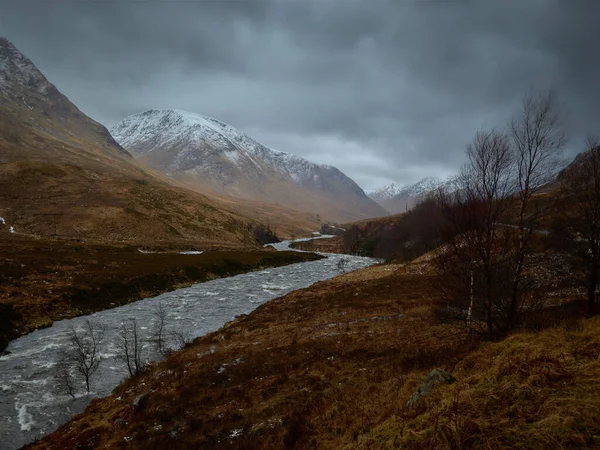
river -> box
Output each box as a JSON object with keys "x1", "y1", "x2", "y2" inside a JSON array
[{"x1": 0, "y1": 238, "x2": 378, "y2": 449}]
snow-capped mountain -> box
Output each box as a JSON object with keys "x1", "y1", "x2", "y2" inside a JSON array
[
  {"x1": 369, "y1": 177, "x2": 454, "y2": 214},
  {"x1": 367, "y1": 182, "x2": 405, "y2": 201},
  {"x1": 111, "y1": 109, "x2": 386, "y2": 223},
  {"x1": 369, "y1": 177, "x2": 446, "y2": 203},
  {"x1": 0, "y1": 38, "x2": 261, "y2": 244}
]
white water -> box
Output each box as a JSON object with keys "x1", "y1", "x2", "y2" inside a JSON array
[{"x1": 0, "y1": 239, "x2": 377, "y2": 449}]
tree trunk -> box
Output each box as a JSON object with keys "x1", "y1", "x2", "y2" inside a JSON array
[
  {"x1": 508, "y1": 226, "x2": 527, "y2": 328},
  {"x1": 466, "y1": 268, "x2": 474, "y2": 339},
  {"x1": 588, "y1": 257, "x2": 599, "y2": 316}
]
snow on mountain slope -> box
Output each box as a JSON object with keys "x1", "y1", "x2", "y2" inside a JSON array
[
  {"x1": 366, "y1": 183, "x2": 405, "y2": 201},
  {"x1": 0, "y1": 38, "x2": 52, "y2": 95},
  {"x1": 369, "y1": 177, "x2": 455, "y2": 214},
  {"x1": 112, "y1": 110, "x2": 357, "y2": 191},
  {"x1": 0, "y1": 38, "x2": 267, "y2": 245},
  {"x1": 111, "y1": 110, "x2": 386, "y2": 222},
  {"x1": 369, "y1": 177, "x2": 445, "y2": 202}
]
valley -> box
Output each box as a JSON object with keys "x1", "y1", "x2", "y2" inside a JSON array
[
  {"x1": 27, "y1": 239, "x2": 600, "y2": 449},
  {"x1": 0, "y1": 239, "x2": 377, "y2": 449},
  {"x1": 1, "y1": 3, "x2": 600, "y2": 447}
]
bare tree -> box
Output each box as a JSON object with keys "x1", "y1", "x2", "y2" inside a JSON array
[
  {"x1": 68, "y1": 320, "x2": 106, "y2": 394},
  {"x1": 150, "y1": 303, "x2": 170, "y2": 357},
  {"x1": 508, "y1": 88, "x2": 567, "y2": 326},
  {"x1": 54, "y1": 351, "x2": 76, "y2": 399},
  {"x1": 336, "y1": 257, "x2": 349, "y2": 274},
  {"x1": 117, "y1": 318, "x2": 146, "y2": 377},
  {"x1": 172, "y1": 329, "x2": 192, "y2": 350},
  {"x1": 437, "y1": 130, "x2": 514, "y2": 339},
  {"x1": 561, "y1": 135, "x2": 600, "y2": 315}
]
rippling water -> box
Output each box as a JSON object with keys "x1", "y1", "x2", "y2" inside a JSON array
[{"x1": 0, "y1": 239, "x2": 377, "y2": 449}]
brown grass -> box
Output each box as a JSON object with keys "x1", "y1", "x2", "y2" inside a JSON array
[
  {"x1": 0, "y1": 235, "x2": 321, "y2": 351},
  {"x1": 28, "y1": 251, "x2": 600, "y2": 450},
  {"x1": 28, "y1": 261, "x2": 467, "y2": 449},
  {"x1": 365, "y1": 318, "x2": 600, "y2": 449}
]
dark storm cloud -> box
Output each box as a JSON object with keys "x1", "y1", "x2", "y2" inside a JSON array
[{"x1": 1, "y1": 0, "x2": 599, "y2": 190}]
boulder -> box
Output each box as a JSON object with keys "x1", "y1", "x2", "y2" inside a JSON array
[{"x1": 406, "y1": 368, "x2": 456, "y2": 407}]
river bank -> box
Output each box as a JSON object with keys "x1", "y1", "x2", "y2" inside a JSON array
[
  {"x1": 28, "y1": 257, "x2": 451, "y2": 449},
  {"x1": 0, "y1": 239, "x2": 378, "y2": 449},
  {"x1": 29, "y1": 250, "x2": 600, "y2": 449},
  {"x1": 0, "y1": 236, "x2": 322, "y2": 353}
]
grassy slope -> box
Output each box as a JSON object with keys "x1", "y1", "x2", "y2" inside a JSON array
[
  {"x1": 291, "y1": 213, "x2": 406, "y2": 254},
  {"x1": 0, "y1": 234, "x2": 321, "y2": 352},
  {"x1": 30, "y1": 251, "x2": 600, "y2": 449}
]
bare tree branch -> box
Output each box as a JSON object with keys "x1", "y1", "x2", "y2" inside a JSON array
[
  {"x1": 67, "y1": 320, "x2": 105, "y2": 394},
  {"x1": 117, "y1": 318, "x2": 146, "y2": 378},
  {"x1": 508, "y1": 88, "x2": 567, "y2": 326}
]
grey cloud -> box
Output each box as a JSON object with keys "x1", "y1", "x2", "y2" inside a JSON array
[{"x1": 1, "y1": 0, "x2": 599, "y2": 190}]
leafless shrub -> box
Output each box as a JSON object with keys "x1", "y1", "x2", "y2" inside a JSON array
[
  {"x1": 117, "y1": 318, "x2": 146, "y2": 377},
  {"x1": 336, "y1": 257, "x2": 349, "y2": 273},
  {"x1": 150, "y1": 303, "x2": 170, "y2": 357},
  {"x1": 67, "y1": 319, "x2": 106, "y2": 393},
  {"x1": 172, "y1": 330, "x2": 193, "y2": 350},
  {"x1": 508, "y1": 88, "x2": 567, "y2": 326},
  {"x1": 436, "y1": 129, "x2": 515, "y2": 339},
  {"x1": 54, "y1": 351, "x2": 76, "y2": 399}
]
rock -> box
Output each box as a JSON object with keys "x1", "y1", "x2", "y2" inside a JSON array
[
  {"x1": 406, "y1": 368, "x2": 456, "y2": 407},
  {"x1": 133, "y1": 393, "x2": 149, "y2": 414},
  {"x1": 113, "y1": 417, "x2": 127, "y2": 429}
]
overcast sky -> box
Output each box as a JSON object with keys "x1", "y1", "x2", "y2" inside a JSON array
[{"x1": 1, "y1": 0, "x2": 598, "y2": 191}]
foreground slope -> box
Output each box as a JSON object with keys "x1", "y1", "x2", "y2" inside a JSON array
[
  {"x1": 0, "y1": 38, "x2": 256, "y2": 246},
  {"x1": 31, "y1": 251, "x2": 600, "y2": 449},
  {"x1": 111, "y1": 109, "x2": 387, "y2": 223}
]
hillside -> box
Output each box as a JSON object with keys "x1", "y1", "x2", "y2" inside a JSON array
[
  {"x1": 30, "y1": 246, "x2": 599, "y2": 449},
  {"x1": 0, "y1": 38, "x2": 338, "y2": 352},
  {"x1": 292, "y1": 213, "x2": 406, "y2": 255},
  {"x1": 110, "y1": 109, "x2": 387, "y2": 224},
  {"x1": 0, "y1": 38, "x2": 258, "y2": 247}
]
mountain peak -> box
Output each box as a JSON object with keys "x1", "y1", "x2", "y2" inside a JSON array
[
  {"x1": 368, "y1": 176, "x2": 451, "y2": 213},
  {"x1": 367, "y1": 182, "x2": 405, "y2": 200},
  {"x1": 0, "y1": 37, "x2": 52, "y2": 96},
  {"x1": 111, "y1": 110, "x2": 386, "y2": 222},
  {"x1": 0, "y1": 38, "x2": 130, "y2": 160}
]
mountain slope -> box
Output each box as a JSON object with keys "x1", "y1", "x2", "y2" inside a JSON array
[
  {"x1": 369, "y1": 177, "x2": 448, "y2": 213},
  {"x1": 110, "y1": 109, "x2": 387, "y2": 223},
  {"x1": 0, "y1": 38, "x2": 257, "y2": 247}
]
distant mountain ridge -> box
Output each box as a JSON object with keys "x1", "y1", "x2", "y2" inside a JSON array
[
  {"x1": 369, "y1": 176, "x2": 457, "y2": 214},
  {"x1": 111, "y1": 109, "x2": 386, "y2": 223}
]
